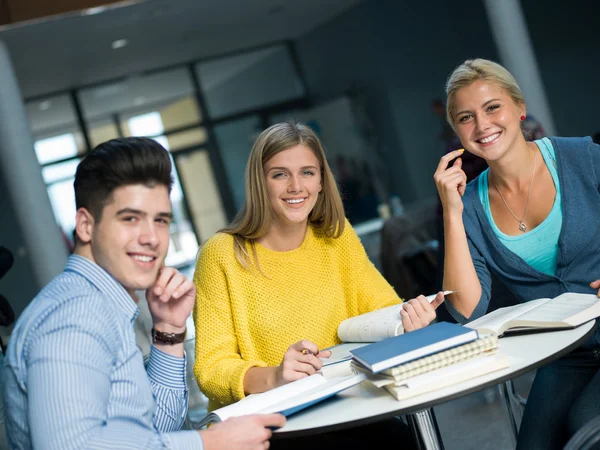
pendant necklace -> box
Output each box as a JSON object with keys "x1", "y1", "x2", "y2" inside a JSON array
[{"x1": 491, "y1": 150, "x2": 537, "y2": 233}]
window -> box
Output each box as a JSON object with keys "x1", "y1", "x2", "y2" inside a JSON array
[{"x1": 127, "y1": 112, "x2": 200, "y2": 267}]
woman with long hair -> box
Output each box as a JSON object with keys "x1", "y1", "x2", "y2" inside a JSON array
[
  {"x1": 193, "y1": 121, "x2": 443, "y2": 448},
  {"x1": 434, "y1": 58, "x2": 600, "y2": 449}
]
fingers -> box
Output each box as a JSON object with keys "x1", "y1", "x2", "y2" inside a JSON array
[
  {"x1": 153, "y1": 266, "x2": 175, "y2": 298},
  {"x1": 435, "y1": 148, "x2": 465, "y2": 175},
  {"x1": 430, "y1": 291, "x2": 446, "y2": 310},
  {"x1": 291, "y1": 339, "x2": 319, "y2": 356},
  {"x1": 400, "y1": 295, "x2": 437, "y2": 332},
  {"x1": 317, "y1": 349, "x2": 332, "y2": 359},
  {"x1": 590, "y1": 280, "x2": 600, "y2": 289},
  {"x1": 258, "y1": 413, "x2": 286, "y2": 429},
  {"x1": 399, "y1": 306, "x2": 413, "y2": 332},
  {"x1": 152, "y1": 268, "x2": 194, "y2": 302}
]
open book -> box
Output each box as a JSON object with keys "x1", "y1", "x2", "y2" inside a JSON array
[
  {"x1": 195, "y1": 372, "x2": 366, "y2": 428},
  {"x1": 465, "y1": 292, "x2": 600, "y2": 337},
  {"x1": 337, "y1": 291, "x2": 457, "y2": 342}
]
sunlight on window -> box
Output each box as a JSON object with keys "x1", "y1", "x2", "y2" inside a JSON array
[
  {"x1": 128, "y1": 112, "x2": 199, "y2": 267},
  {"x1": 42, "y1": 159, "x2": 81, "y2": 184},
  {"x1": 34, "y1": 133, "x2": 78, "y2": 165}
]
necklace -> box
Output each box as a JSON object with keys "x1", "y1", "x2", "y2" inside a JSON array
[{"x1": 491, "y1": 150, "x2": 537, "y2": 232}]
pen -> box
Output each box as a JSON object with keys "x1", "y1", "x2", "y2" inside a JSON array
[{"x1": 424, "y1": 290, "x2": 461, "y2": 303}]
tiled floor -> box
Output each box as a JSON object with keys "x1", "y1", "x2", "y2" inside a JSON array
[{"x1": 433, "y1": 370, "x2": 535, "y2": 450}]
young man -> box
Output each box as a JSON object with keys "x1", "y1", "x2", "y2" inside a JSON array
[{"x1": 3, "y1": 137, "x2": 284, "y2": 449}]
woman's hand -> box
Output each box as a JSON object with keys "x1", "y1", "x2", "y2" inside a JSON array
[
  {"x1": 434, "y1": 149, "x2": 468, "y2": 216},
  {"x1": 590, "y1": 280, "x2": 600, "y2": 297},
  {"x1": 273, "y1": 340, "x2": 332, "y2": 388},
  {"x1": 400, "y1": 292, "x2": 445, "y2": 332}
]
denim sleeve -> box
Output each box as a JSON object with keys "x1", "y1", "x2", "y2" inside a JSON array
[{"x1": 445, "y1": 233, "x2": 493, "y2": 324}]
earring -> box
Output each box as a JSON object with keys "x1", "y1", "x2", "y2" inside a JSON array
[{"x1": 520, "y1": 115, "x2": 526, "y2": 121}]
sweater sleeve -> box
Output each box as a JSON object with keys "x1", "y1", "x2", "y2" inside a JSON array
[
  {"x1": 344, "y1": 220, "x2": 402, "y2": 315},
  {"x1": 192, "y1": 235, "x2": 268, "y2": 407}
]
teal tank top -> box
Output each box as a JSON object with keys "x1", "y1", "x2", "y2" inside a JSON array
[{"x1": 478, "y1": 137, "x2": 562, "y2": 276}]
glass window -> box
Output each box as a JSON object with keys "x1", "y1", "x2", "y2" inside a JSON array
[
  {"x1": 26, "y1": 95, "x2": 87, "y2": 158},
  {"x1": 213, "y1": 115, "x2": 262, "y2": 211},
  {"x1": 126, "y1": 112, "x2": 201, "y2": 267},
  {"x1": 78, "y1": 68, "x2": 202, "y2": 132},
  {"x1": 88, "y1": 119, "x2": 121, "y2": 148},
  {"x1": 26, "y1": 94, "x2": 78, "y2": 136},
  {"x1": 42, "y1": 158, "x2": 81, "y2": 184},
  {"x1": 196, "y1": 45, "x2": 304, "y2": 119},
  {"x1": 42, "y1": 158, "x2": 80, "y2": 241},
  {"x1": 34, "y1": 133, "x2": 79, "y2": 166}
]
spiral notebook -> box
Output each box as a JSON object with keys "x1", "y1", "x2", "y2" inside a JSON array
[
  {"x1": 352, "y1": 333, "x2": 499, "y2": 383},
  {"x1": 383, "y1": 353, "x2": 511, "y2": 401}
]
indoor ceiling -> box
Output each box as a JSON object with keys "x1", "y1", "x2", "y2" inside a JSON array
[{"x1": 0, "y1": 0, "x2": 365, "y2": 100}]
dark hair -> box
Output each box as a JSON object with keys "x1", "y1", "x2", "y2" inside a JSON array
[{"x1": 74, "y1": 137, "x2": 173, "y2": 221}]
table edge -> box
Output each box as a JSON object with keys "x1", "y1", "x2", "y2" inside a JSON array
[{"x1": 274, "y1": 323, "x2": 595, "y2": 439}]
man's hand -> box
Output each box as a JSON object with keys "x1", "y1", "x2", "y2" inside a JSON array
[
  {"x1": 200, "y1": 414, "x2": 286, "y2": 450},
  {"x1": 146, "y1": 267, "x2": 195, "y2": 333},
  {"x1": 400, "y1": 292, "x2": 445, "y2": 332}
]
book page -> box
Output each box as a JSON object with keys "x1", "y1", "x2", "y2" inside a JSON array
[
  {"x1": 514, "y1": 293, "x2": 600, "y2": 326},
  {"x1": 258, "y1": 374, "x2": 367, "y2": 416},
  {"x1": 337, "y1": 304, "x2": 403, "y2": 342},
  {"x1": 385, "y1": 353, "x2": 513, "y2": 400},
  {"x1": 209, "y1": 374, "x2": 327, "y2": 422},
  {"x1": 320, "y1": 342, "x2": 368, "y2": 367},
  {"x1": 465, "y1": 298, "x2": 551, "y2": 335}
]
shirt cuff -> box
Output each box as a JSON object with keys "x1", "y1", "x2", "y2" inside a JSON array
[
  {"x1": 162, "y1": 430, "x2": 203, "y2": 450},
  {"x1": 147, "y1": 345, "x2": 187, "y2": 390}
]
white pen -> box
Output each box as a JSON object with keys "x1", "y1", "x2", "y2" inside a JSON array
[{"x1": 424, "y1": 290, "x2": 461, "y2": 303}]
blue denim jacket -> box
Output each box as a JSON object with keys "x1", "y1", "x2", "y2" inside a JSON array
[{"x1": 446, "y1": 136, "x2": 600, "y2": 345}]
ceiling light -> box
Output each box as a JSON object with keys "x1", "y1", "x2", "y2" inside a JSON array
[
  {"x1": 83, "y1": 6, "x2": 108, "y2": 16},
  {"x1": 111, "y1": 39, "x2": 129, "y2": 50},
  {"x1": 39, "y1": 101, "x2": 51, "y2": 111}
]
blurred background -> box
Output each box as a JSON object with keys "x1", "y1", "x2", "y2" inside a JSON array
[{"x1": 0, "y1": 1, "x2": 598, "y2": 448}]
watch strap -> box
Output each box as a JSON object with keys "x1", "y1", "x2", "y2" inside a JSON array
[{"x1": 151, "y1": 328, "x2": 186, "y2": 345}]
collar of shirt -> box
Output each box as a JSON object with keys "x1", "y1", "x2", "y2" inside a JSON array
[{"x1": 64, "y1": 254, "x2": 140, "y2": 324}]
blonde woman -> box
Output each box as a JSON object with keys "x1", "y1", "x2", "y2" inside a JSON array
[
  {"x1": 434, "y1": 58, "x2": 600, "y2": 450},
  {"x1": 193, "y1": 121, "x2": 443, "y2": 449}
]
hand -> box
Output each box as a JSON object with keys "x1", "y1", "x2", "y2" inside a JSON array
[
  {"x1": 400, "y1": 292, "x2": 445, "y2": 332},
  {"x1": 590, "y1": 280, "x2": 600, "y2": 297},
  {"x1": 200, "y1": 414, "x2": 286, "y2": 450},
  {"x1": 433, "y1": 149, "x2": 468, "y2": 216},
  {"x1": 273, "y1": 340, "x2": 332, "y2": 388},
  {"x1": 146, "y1": 267, "x2": 196, "y2": 333}
]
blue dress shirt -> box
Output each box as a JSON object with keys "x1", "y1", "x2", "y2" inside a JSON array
[{"x1": 3, "y1": 255, "x2": 203, "y2": 449}]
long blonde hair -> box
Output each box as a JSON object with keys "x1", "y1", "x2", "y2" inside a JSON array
[
  {"x1": 222, "y1": 121, "x2": 345, "y2": 269},
  {"x1": 445, "y1": 58, "x2": 525, "y2": 131}
]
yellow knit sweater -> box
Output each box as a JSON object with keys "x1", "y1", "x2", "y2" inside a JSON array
[{"x1": 192, "y1": 219, "x2": 401, "y2": 410}]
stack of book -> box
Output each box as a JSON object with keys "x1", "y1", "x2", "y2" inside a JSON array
[{"x1": 348, "y1": 321, "x2": 510, "y2": 401}]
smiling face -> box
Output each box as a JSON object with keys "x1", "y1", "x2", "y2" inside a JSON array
[
  {"x1": 75, "y1": 184, "x2": 172, "y2": 294},
  {"x1": 263, "y1": 144, "x2": 322, "y2": 230},
  {"x1": 452, "y1": 80, "x2": 525, "y2": 161}
]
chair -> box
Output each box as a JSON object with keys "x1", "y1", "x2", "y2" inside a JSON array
[{"x1": 564, "y1": 416, "x2": 600, "y2": 450}]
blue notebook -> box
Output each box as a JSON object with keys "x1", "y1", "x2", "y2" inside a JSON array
[{"x1": 350, "y1": 321, "x2": 479, "y2": 373}]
